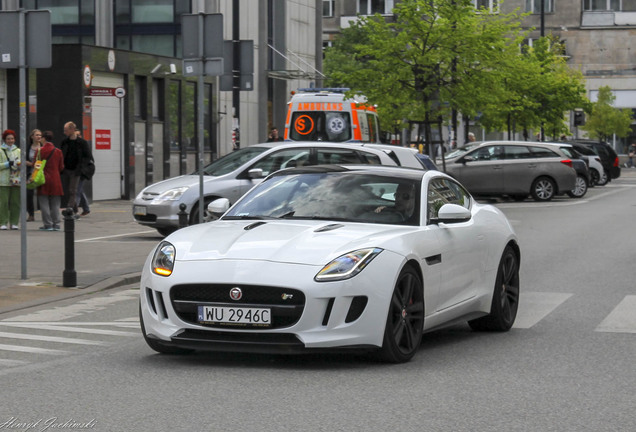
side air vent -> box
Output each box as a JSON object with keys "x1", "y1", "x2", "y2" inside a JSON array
[{"x1": 345, "y1": 296, "x2": 368, "y2": 323}]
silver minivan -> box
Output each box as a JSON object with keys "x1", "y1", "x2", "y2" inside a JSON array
[
  {"x1": 132, "y1": 142, "x2": 398, "y2": 235},
  {"x1": 444, "y1": 141, "x2": 577, "y2": 201}
]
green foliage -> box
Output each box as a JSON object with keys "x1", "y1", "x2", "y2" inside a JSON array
[
  {"x1": 324, "y1": 0, "x2": 589, "y2": 139},
  {"x1": 580, "y1": 86, "x2": 633, "y2": 141}
]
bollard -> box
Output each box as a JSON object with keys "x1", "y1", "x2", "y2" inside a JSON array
[
  {"x1": 178, "y1": 203, "x2": 188, "y2": 228},
  {"x1": 62, "y1": 208, "x2": 77, "y2": 287}
]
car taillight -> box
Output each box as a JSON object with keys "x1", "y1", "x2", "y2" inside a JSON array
[
  {"x1": 613, "y1": 157, "x2": 619, "y2": 167},
  {"x1": 560, "y1": 159, "x2": 573, "y2": 168}
]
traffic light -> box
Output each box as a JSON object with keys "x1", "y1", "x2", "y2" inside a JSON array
[{"x1": 574, "y1": 110, "x2": 585, "y2": 126}]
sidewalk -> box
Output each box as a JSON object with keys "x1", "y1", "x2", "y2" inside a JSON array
[{"x1": 0, "y1": 199, "x2": 163, "y2": 314}]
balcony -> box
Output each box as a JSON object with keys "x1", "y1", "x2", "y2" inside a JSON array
[{"x1": 582, "y1": 11, "x2": 636, "y2": 26}]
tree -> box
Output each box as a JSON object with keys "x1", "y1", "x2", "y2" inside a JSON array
[
  {"x1": 324, "y1": 0, "x2": 589, "y2": 144},
  {"x1": 580, "y1": 86, "x2": 633, "y2": 142}
]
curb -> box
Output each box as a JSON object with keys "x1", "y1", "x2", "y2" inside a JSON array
[{"x1": 0, "y1": 272, "x2": 142, "y2": 316}]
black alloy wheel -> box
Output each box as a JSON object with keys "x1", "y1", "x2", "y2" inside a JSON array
[
  {"x1": 468, "y1": 245, "x2": 520, "y2": 331},
  {"x1": 379, "y1": 266, "x2": 424, "y2": 363}
]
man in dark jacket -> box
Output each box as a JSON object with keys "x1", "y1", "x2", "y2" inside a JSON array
[{"x1": 60, "y1": 122, "x2": 92, "y2": 217}]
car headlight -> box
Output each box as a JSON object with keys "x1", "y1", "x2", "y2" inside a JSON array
[
  {"x1": 315, "y1": 248, "x2": 383, "y2": 282},
  {"x1": 152, "y1": 241, "x2": 176, "y2": 277},
  {"x1": 151, "y1": 187, "x2": 189, "y2": 203}
]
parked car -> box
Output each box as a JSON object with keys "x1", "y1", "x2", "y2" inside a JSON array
[
  {"x1": 132, "y1": 142, "x2": 399, "y2": 236},
  {"x1": 360, "y1": 143, "x2": 439, "y2": 170},
  {"x1": 444, "y1": 141, "x2": 577, "y2": 201},
  {"x1": 569, "y1": 140, "x2": 621, "y2": 181},
  {"x1": 561, "y1": 142, "x2": 607, "y2": 186},
  {"x1": 541, "y1": 142, "x2": 589, "y2": 198},
  {"x1": 139, "y1": 165, "x2": 520, "y2": 363}
]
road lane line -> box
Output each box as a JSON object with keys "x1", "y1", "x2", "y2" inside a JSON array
[
  {"x1": 595, "y1": 295, "x2": 636, "y2": 334},
  {"x1": 513, "y1": 291, "x2": 572, "y2": 329},
  {"x1": 75, "y1": 230, "x2": 155, "y2": 243},
  {"x1": 0, "y1": 331, "x2": 109, "y2": 346},
  {"x1": 0, "y1": 324, "x2": 138, "y2": 336},
  {"x1": 0, "y1": 343, "x2": 69, "y2": 355}
]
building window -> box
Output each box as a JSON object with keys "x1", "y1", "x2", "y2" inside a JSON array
[
  {"x1": 526, "y1": 0, "x2": 554, "y2": 13},
  {"x1": 21, "y1": 0, "x2": 95, "y2": 44},
  {"x1": 323, "y1": 0, "x2": 335, "y2": 17},
  {"x1": 583, "y1": 0, "x2": 622, "y2": 10},
  {"x1": 475, "y1": 0, "x2": 500, "y2": 12},
  {"x1": 114, "y1": 0, "x2": 190, "y2": 57},
  {"x1": 357, "y1": 0, "x2": 394, "y2": 15}
]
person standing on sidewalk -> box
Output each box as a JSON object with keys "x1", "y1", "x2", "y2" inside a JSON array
[
  {"x1": 75, "y1": 130, "x2": 93, "y2": 216},
  {"x1": 37, "y1": 133, "x2": 64, "y2": 231},
  {"x1": 626, "y1": 142, "x2": 636, "y2": 168},
  {"x1": 0, "y1": 129, "x2": 21, "y2": 230},
  {"x1": 24, "y1": 129, "x2": 43, "y2": 222},
  {"x1": 60, "y1": 122, "x2": 90, "y2": 218}
]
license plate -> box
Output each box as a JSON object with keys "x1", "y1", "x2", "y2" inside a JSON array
[
  {"x1": 198, "y1": 305, "x2": 271, "y2": 326},
  {"x1": 133, "y1": 205, "x2": 147, "y2": 216}
]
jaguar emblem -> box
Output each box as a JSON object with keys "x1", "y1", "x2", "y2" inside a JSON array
[{"x1": 229, "y1": 287, "x2": 242, "y2": 301}]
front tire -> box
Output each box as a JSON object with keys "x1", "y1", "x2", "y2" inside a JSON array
[
  {"x1": 530, "y1": 176, "x2": 556, "y2": 201},
  {"x1": 378, "y1": 266, "x2": 424, "y2": 363},
  {"x1": 469, "y1": 246, "x2": 520, "y2": 331},
  {"x1": 567, "y1": 175, "x2": 588, "y2": 198}
]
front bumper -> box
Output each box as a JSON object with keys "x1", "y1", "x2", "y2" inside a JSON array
[
  {"x1": 139, "y1": 252, "x2": 404, "y2": 353},
  {"x1": 132, "y1": 199, "x2": 183, "y2": 229}
]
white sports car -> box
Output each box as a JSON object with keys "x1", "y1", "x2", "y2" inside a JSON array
[{"x1": 140, "y1": 165, "x2": 520, "y2": 363}]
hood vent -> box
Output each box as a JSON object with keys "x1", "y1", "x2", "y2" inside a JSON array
[
  {"x1": 244, "y1": 221, "x2": 267, "y2": 231},
  {"x1": 314, "y1": 223, "x2": 344, "y2": 233}
]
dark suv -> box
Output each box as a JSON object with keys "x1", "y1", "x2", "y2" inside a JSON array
[{"x1": 569, "y1": 140, "x2": 621, "y2": 181}]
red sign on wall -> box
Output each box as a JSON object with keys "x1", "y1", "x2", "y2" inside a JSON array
[{"x1": 95, "y1": 129, "x2": 111, "y2": 150}]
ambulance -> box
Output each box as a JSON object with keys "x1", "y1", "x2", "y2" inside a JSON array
[{"x1": 284, "y1": 88, "x2": 381, "y2": 143}]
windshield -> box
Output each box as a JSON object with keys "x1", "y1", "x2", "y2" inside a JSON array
[
  {"x1": 195, "y1": 146, "x2": 269, "y2": 177},
  {"x1": 445, "y1": 143, "x2": 478, "y2": 160},
  {"x1": 224, "y1": 172, "x2": 421, "y2": 226}
]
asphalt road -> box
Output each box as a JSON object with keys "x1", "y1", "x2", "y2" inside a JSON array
[{"x1": 0, "y1": 174, "x2": 635, "y2": 431}]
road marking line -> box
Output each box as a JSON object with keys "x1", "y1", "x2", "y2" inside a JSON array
[
  {"x1": 76, "y1": 230, "x2": 155, "y2": 243},
  {"x1": 0, "y1": 359, "x2": 29, "y2": 367},
  {"x1": 0, "y1": 331, "x2": 109, "y2": 346},
  {"x1": 0, "y1": 321, "x2": 138, "y2": 327},
  {"x1": 0, "y1": 324, "x2": 138, "y2": 336},
  {"x1": 513, "y1": 291, "x2": 572, "y2": 329},
  {"x1": 596, "y1": 295, "x2": 636, "y2": 334},
  {"x1": 0, "y1": 343, "x2": 69, "y2": 355}
]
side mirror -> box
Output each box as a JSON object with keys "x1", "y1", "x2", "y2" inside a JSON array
[
  {"x1": 434, "y1": 203, "x2": 471, "y2": 224},
  {"x1": 207, "y1": 198, "x2": 230, "y2": 217},
  {"x1": 461, "y1": 155, "x2": 475, "y2": 164},
  {"x1": 248, "y1": 168, "x2": 264, "y2": 179}
]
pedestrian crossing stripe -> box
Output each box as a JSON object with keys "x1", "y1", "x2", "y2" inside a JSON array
[
  {"x1": 595, "y1": 295, "x2": 636, "y2": 334},
  {"x1": 0, "y1": 331, "x2": 109, "y2": 346},
  {"x1": 513, "y1": 291, "x2": 572, "y2": 329},
  {"x1": 0, "y1": 343, "x2": 69, "y2": 355},
  {"x1": 0, "y1": 323, "x2": 138, "y2": 337}
]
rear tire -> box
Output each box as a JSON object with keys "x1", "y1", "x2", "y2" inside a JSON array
[
  {"x1": 589, "y1": 168, "x2": 599, "y2": 187},
  {"x1": 597, "y1": 170, "x2": 609, "y2": 186},
  {"x1": 468, "y1": 246, "x2": 519, "y2": 332},
  {"x1": 378, "y1": 266, "x2": 424, "y2": 363},
  {"x1": 530, "y1": 176, "x2": 556, "y2": 201}
]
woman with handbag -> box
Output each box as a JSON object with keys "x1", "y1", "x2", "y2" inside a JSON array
[
  {"x1": 25, "y1": 129, "x2": 43, "y2": 222},
  {"x1": 36, "y1": 133, "x2": 64, "y2": 231},
  {"x1": 0, "y1": 129, "x2": 21, "y2": 230}
]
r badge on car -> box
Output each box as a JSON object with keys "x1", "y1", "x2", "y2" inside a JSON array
[{"x1": 229, "y1": 287, "x2": 242, "y2": 301}]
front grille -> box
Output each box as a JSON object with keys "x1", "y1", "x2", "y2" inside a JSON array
[
  {"x1": 134, "y1": 214, "x2": 157, "y2": 222},
  {"x1": 170, "y1": 284, "x2": 306, "y2": 330}
]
